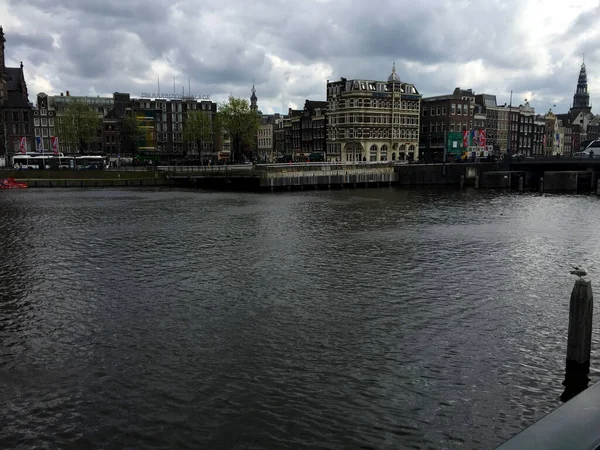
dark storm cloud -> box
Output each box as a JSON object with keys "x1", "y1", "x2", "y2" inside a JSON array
[{"x1": 1, "y1": 0, "x2": 598, "y2": 113}]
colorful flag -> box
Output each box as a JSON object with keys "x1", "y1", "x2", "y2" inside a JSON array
[
  {"x1": 19, "y1": 137, "x2": 26, "y2": 154},
  {"x1": 51, "y1": 136, "x2": 59, "y2": 154},
  {"x1": 36, "y1": 136, "x2": 43, "y2": 151},
  {"x1": 479, "y1": 130, "x2": 486, "y2": 146},
  {"x1": 470, "y1": 129, "x2": 476, "y2": 147},
  {"x1": 463, "y1": 130, "x2": 468, "y2": 148}
]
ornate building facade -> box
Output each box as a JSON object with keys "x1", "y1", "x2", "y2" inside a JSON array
[
  {"x1": 0, "y1": 26, "x2": 35, "y2": 160},
  {"x1": 326, "y1": 64, "x2": 421, "y2": 162}
]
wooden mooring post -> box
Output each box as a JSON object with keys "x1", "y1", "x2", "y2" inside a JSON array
[
  {"x1": 539, "y1": 177, "x2": 544, "y2": 193},
  {"x1": 561, "y1": 279, "x2": 593, "y2": 402},
  {"x1": 460, "y1": 175, "x2": 465, "y2": 188}
]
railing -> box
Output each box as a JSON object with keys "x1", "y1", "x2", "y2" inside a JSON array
[{"x1": 156, "y1": 165, "x2": 253, "y2": 172}]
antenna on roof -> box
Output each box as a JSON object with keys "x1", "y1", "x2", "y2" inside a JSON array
[
  {"x1": 188, "y1": 77, "x2": 191, "y2": 97},
  {"x1": 158, "y1": 76, "x2": 160, "y2": 96}
]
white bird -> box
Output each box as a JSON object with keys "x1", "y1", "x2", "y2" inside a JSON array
[{"x1": 570, "y1": 265, "x2": 588, "y2": 278}]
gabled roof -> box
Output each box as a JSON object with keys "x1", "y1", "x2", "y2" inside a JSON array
[
  {"x1": 103, "y1": 109, "x2": 121, "y2": 120},
  {"x1": 5, "y1": 90, "x2": 32, "y2": 109},
  {"x1": 5, "y1": 67, "x2": 22, "y2": 91}
]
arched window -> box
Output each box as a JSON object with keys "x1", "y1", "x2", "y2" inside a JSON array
[
  {"x1": 370, "y1": 144, "x2": 378, "y2": 162},
  {"x1": 392, "y1": 152, "x2": 396, "y2": 161},
  {"x1": 381, "y1": 144, "x2": 388, "y2": 161}
]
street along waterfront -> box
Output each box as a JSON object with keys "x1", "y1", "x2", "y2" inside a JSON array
[{"x1": 1, "y1": 187, "x2": 599, "y2": 449}]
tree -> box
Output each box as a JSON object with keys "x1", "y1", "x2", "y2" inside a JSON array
[
  {"x1": 216, "y1": 96, "x2": 260, "y2": 163},
  {"x1": 121, "y1": 115, "x2": 145, "y2": 157},
  {"x1": 183, "y1": 111, "x2": 213, "y2": 163},
  {"x1": 56, "y1": 102, "x2": 99, "y2": 154}
]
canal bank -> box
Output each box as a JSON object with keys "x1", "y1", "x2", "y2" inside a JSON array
[
  {"x1": 5, "y1": 162, "x2": 599, "y2": 193},
  {"x1": 0, "y1": 169, "x2": 174, "y2": 188}
]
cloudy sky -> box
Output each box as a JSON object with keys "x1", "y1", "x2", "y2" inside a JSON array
[{"x1": 2, "y1": 0, "x2": 599, "y2": 114}]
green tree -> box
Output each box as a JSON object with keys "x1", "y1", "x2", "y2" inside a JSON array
[
  {"x1": 183, "y1": 111, "x2": 213, "y2": 163},
  {"x1": 121, "y1": 115, "x2": 145, "y2": 157},
  {"x1": 55, "y1": 101, "x2": 99, "y2": 154},
  {"x1": 216, "y1": 96, "x2": 260, "y2": 163}
]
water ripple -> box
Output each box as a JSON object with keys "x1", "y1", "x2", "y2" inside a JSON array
[{"x1": 1, "y1": 187, "x2": 599, "y2": 449}]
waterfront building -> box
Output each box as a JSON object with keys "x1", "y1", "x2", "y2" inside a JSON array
[
  {"x1": 300, "y1": 100, "x2": 327, "y2": 159},
  {"x1": 257, "y1": 114, "x2": 283, "y2": 162},
  {"x1": 283, "y1": 108, "x2": 301, "y2": 157},
  {"x1": 553, "y1": 59, "x2": 595, "y2": 154},
  {"x1": 326, "y1": 63, "x2": 421, "y2": 162},
  {"x1": 544, "y1": 110, "x2": 560, "y2": 156},
  {"x1": 48, "y1": 91, "x2": 111, "y2": 154},
  {"x1": 33, "y1": 93, "x2": 57, "y2": 152},
  {"x1": 131, "y1": 96, "x2": 217, "y2": 163},
  {"x1": 0, "y1": 26, "x2": 35, "y2": 158},
  {"x1": 475, "y1": 94, "x2": 509, "y2": 155},
  {"x1": 274, "y1": 116, "x2": 285, "y2": 158},
  {"x1": 420, "y1": 87, "x2": 476, "y2": 161}
]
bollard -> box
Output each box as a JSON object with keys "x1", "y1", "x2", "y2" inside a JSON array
[
  {"x1": 475, "y1": 175, "x2": 480, "y2": 189},
  {"x1": 539, "y1": 177, "x2": 544, "y2": 193},
  {"x1": 460, "y1": 175, "x2": 465, "y2": 188},
  {"x1": 561, "y1": 279, "x2": 593, "y2": 402},
  {"x1": 519, "y1": 176, "x2": 524, "y2": 191}
]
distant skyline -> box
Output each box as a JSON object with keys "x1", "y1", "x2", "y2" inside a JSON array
[{"x1": 1, "y1": 0, "x2": 599, "y2": 114}]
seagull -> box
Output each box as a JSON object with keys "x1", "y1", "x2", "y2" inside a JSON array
[{"x1": 570, "y1": 265, "x2": 588, "y2": 278}]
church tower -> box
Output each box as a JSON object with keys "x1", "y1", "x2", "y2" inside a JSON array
[
  {"x1": 572, "y1": 57, "x2": 592, "y2": 115},
  {"x1": 0, "y1": 25, "x2": 7, "y2": 106},
  {"x1": 0, "y1": 26, "x2": 5, "y2": 69},
  {"x1": 250, "y1": 84, "x2": 257, "y2": 112}
]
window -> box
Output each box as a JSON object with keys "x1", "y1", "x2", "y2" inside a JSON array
[
  {"x1": 463, "y1": 104, "x2": 468, "y2": 115},
  {"x1": 49, "y1": 118, "x2": 54, "y2": 127},
  {"x1": 12, "y1": 111, "x2": 19, "y2": 121},
  {"x1": 23, "y1": 112, "x2": 29, "y2": 122},
  {"x1": 442, "y1": 105, "x2": 447, "y2": 115},
  {"x1": 41, "y1": 118, "x2": 48, "y2": 126},
  {"x1": 437, "y1": 106, "x2": 441, "y2": 115},
  {"x1": 457, "y1": 104, "x2": 462, "y2": 115},
  {"x1": 41, "y1": 109, "x2": 47, "y2": 116},
  {"x1": 451, "y1": 104, "x2": 456, "y2": 115},
  {"x1": 42, "y1": 128, "x2": 48, "y2": 137},
  {"x1": 34, "y1": 118, "x2": 40, "y2": 126},
  {"x1": 35, "y1": 128, "x2": 40, "y2": 136}
]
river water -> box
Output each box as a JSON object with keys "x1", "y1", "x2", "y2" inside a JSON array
[{"x1": 1, "y1": 187, "x2": 600, "y2": 449}]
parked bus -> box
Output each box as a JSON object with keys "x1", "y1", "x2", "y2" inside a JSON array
[
  {"x1": 12, "y1": 153, "x2": 71, "y2": 169},
  {"x1": 75, "y1": 156, "x2": 107, "y2": 170},
  {"x1": 12, "y1": 153, "x2": 106, "y2": 170}
]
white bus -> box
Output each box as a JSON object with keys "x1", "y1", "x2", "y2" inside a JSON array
[
  {"x1": 12, "y1": 153, "x2": 71, "y2": 169},
  {"x1": 12, "y1": 153, "x2": 106, "y2": 170}
]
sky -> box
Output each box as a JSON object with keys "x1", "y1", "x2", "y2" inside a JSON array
[{"x1": 1, "y1": 0, "x2": 599, "y2": 115}]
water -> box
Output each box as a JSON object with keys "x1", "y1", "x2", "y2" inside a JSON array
[{"x1": 1, "y1": 187, "x2": 600, "y2": 449}]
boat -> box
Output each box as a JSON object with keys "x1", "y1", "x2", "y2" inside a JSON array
[{"x1": 0, "y1": 178, "x2": 28, "y2": 189}]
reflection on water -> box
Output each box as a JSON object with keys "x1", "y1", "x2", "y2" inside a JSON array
[{"x1": 1, "y1": 187, "x2": 600, "y2": 449}]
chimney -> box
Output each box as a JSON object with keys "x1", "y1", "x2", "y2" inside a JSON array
[
  {"x1": 60, "y1": 92, "x2": 63, "y2": 96},
  {"x1": 66, "y1": 90, "x2": 70, "y2": 96}
]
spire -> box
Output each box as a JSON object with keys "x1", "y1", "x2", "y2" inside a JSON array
[
  {"x1": 250, "y1": 81, "x2": 257, "y2": 112},
  {"x1": 388, "y1": 61, "x2": 400, "y2": 82},
  {"x1": 572, "y1": 56, "x2": 591, "y2": 113}
]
